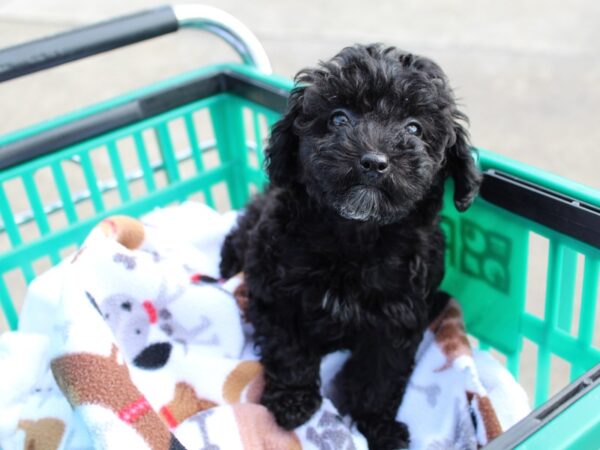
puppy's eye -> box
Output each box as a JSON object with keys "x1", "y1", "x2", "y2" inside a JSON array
[
  {"x1": 330, "y1": 110, "x2": 350, "y2": 127},
  {"x1": 405, "y1": 122, "x2": 422, "y2": 136}
]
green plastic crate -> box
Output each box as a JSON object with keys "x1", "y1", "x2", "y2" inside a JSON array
[{"x1": 0, "y1": 6, "x2": 599, "y2": 449}]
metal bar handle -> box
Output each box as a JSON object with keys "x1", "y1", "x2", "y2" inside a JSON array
[{"x1": 0, "y1": 4, "x2": 271, "y2": 83}]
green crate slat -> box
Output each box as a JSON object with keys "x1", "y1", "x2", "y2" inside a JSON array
[
  {"x1": 572, "y1": 257, "x2": 600, "y2": 380},
  {"x1": 556, "y1": 247, "x2": 577, "y2": 333},
  {"x1": 0, "y1": 276, "x2": 18, "y2": 329},
  {"x1": 535, "y1": 240, "x2": 567, "y2": 405},
  {"x1": 209, "y1": 97, "x2": 250, "y2": 209},
  {"x1": 252, "y1": 111, "x2": 268, "y2": 188},
  {"x1": 133, "y1": 131, "x2": 157, "y2": 193},
  {"x1": 155, "y1": 122, "x2": 181, "y2": 183},
  {"x1": 0, "y1": 165, "x2": 231, "y2": 276},
  {"x1": 0, "y1": 183, "x2": 23, "y2": 248},
  {"x1": 20, "y1": 263, "x2": 36, "y2": 285},
  {"x1": 183, "y1": 113, "x2": 205, "y2": 172},
  {"x1": 535, "y1": 346, "x2": 551, "y2": 407},
  {"x1": 183, "y1": 112, "x2": 215, "y2": 208},
  {"x1": 508, "y1": 351, "x2": 521, "y2": 379},
  {"x1": 579, "y1": 256, "x2": 600, "y2": 347},
  {"x1": 522, "y1": 314, "x2": 600, "y2": 373},
  {"x1": 252, "y1": 111, "x2": 265, "y2": 166},
  {"x1": 106, "y1": 140, "x2": 131, "y2": 202},
  {"x1": 21, "y1": 173, "x2": 61, "y2": 266},
  {"x1": 50, "y1": 162, "x2": 78, "y2": 224},
  {"x1": 79, "y1": 151, "x2": 105, "y2": 213},
  {"x1": 21, "y1": 173, "x2": 51, "y2": 236}
]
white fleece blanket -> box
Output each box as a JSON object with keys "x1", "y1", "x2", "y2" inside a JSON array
[{"x1": 0, "y1": 202, "x2": 530, "y2": 450}]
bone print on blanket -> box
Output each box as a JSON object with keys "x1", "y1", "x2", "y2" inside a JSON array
[{"x1": 1, "y1": 202, "x2": 530, "y2": 450}]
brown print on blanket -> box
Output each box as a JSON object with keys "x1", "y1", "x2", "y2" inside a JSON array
[
  {"x1": 51, "y1": 344, "x2": 184, "y2": 450},
  {"x1": 429, "y1": 298, "x2": 472, "y2": 372},
  {"x1": 223, "y1": 360, "x2": 265, "y2": 404},
  {"x1": 232, "y1": 274, "x2": 250, "y2": 321},
  {"x1": 160, "y1": 382, "x2": 217, "y2": 429},
  {"x1": 18, "y1": 418, "x2": 65, "y2": 450},
  {"x1": 71, "y1": 215, "x2": 146, "y2": 265},
  {"x1": 99, "y1": 216, "x2": 146, "y2": 250},
  {"x1": 222, "y1": 360, "x2": 300, "y2": 449},
  {"x1": 466, "y1": 391, "x2": 503, "y2": 444}
]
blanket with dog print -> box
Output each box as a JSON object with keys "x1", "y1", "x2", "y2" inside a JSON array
[{"x1": 0, "y1": 202, "x2": 530, "y2": 450}]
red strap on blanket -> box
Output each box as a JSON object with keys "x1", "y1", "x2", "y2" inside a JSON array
[
  {"x1": 159, "y1": 405, "x2": 178, "y2": 428},
  {"x1": 190, "y1": 273, "x2": 224, "y2": 284},
  {"x1": 118, "y1": 397, "x2": 152, "y2": 424},
  {"x1": 142, "y1": 301, "x2": 158, "y2": 324},
  {"x1": 190, "y1": 273, "x2": 203, "y2": 284}
]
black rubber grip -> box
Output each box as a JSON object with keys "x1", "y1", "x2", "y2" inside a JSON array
[
  {"x1": 0, "y1": 5, "x2": 178, "y2": 82},
  {"x1": 0, "y1": 70, "x2": 289, "y2": 170},
  {"x1": 480, "y1": 169, "x2": 600, "y2": 248}
]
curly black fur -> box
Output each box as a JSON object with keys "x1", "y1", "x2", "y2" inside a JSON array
[{"x1": 220, "y1": 44, "x2": 481, "y2": 450}]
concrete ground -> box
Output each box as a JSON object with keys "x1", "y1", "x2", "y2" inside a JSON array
[{"x1": 0, "y1": 0, "x2": 599, "y2": 408}]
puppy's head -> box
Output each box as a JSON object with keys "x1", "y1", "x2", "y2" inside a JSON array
[{"x1": 266, "y1": 44, "x2": 481, "y2": 224}]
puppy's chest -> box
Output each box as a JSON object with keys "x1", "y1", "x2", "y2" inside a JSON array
[
  {"x1": 277, "y1": 223, "x2": 427, "y2": 306},
  {"x1": 323, "y1": 255, "x2": 407, "y2": 302},
  {"x1": 282, "y1": 229, "x2": 414, "y2": 294},
  {"x1": 311, "y1": 257, "x2": 415, "y2": 337},
  {"x1": 276, "y1": 232, "x2": 429, "y2": 336}
]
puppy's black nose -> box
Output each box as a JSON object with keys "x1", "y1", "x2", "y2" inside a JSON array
[{"x1": 360, "y1": 153, "x2": 389, "y2": 174}]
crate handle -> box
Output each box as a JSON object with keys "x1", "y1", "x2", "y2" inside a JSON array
[{"x1": 0, "y1": 4, "x2": 272, "y2": 83}]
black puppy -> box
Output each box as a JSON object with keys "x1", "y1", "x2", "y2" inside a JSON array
[{"x1": 220, "y1": 44, "x2": 481, "y2": 450}]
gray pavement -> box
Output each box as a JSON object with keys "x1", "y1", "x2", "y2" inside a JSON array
[{"x1": 1, "y1": 0, "x2": 599, "y2": 404}]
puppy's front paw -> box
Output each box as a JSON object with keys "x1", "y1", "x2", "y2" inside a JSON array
[
  {"x1": 261, "y1": 384, "x2": 322, "y2": 430},
  {"x1": 358, "y1": 418, "x2": 409, "y2": 450}
]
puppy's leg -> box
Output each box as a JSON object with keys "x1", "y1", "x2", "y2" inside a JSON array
[
  {"x1": 261, "y1": 354, "x2": 322, "y2": 430},
  {"x1": 219, "y1": 193, "x2": 269, "y2": 278},
  {"x1": 252, "y1": 312, "x2": 323, "y2": 429},
  {"x1": 338, "y1": 335, "x2": 420, "y2": 450},
  {"x1": 220, "y1": 230, "x2": 245, "y2": 279}
]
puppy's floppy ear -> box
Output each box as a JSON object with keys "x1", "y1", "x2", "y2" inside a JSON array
[
  {"x1": 446, "y1": 117, "x2": 482, "y2": 211},
  {"x1": 265, "y1": 87, "x2": 304, "y2": 187},
  {"x1": 403, "y1": 51, "x2": 482, "y2": 210}
]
